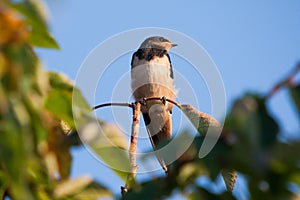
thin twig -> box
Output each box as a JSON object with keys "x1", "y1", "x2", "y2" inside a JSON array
[
  {"x1": 266, "y1": 62, "x2": 300, "y2": 99},
  {"x1": 138, "y1": 96, "x2": 181, "y2": 108},
  {"x1": 93, "y1": 97, "x2": 181, "y2": 111},
  {"x1": 93, "y1": 103, "x2": 133, "y2": 110},
  {"x1": 94, "y1": 97, "x2": 181, "y2": 198}
]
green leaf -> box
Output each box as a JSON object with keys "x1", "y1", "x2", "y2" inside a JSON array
[
  {"x1": 54, "y1": 176, "x2": 92, "y2": 198},
  {"x1": 45, "y1": 72, "x2": 91, "y2": 129},
  {"x1": 0, "y1": 171, "x2": 9, "y2": 200},
  {"x1": 44, "y1": 90, "x2": 74, "y2": 128},
  {"x1": 73, "y1": 181, "x2": 112, "y2": 199},
  {"x1": 48, "y1": 72, "x2": 90, "y2": 111},
  {"x1": 11, "y1": 0, "x2": 60, "y2": 49},
  {"x1": 221, "y1": 169, "x2": 237, "y2": 192},
  {"x1": 225, "y1": 94, "x2": 279, "y2": 149},
  {"x1": 80, "y1": 121, "x2": 131, "y2": 181},
  {"x1": 11, "y1": 0, "x2": 48, "y2": 28},
  {"x1": 72, "y1": 88, "x2": 91, "y2": 112},
  {"x1": 125, "y1": 177, "x2": 171, "y2": 200},
  {"x1": 188, "y1": 186, "x2": 236, "y2": 200},
  {"x1": 29, "y1": 29, "x2": 60, "y2": 49},
  {"x1": 177, "y1": 162, "x2": 209, "y2": 186},
  {"x1": 2, "y1": 44, "x2": 38, "y2": 93},
  {"x1": 289, "y1": 84, "x2": 300, "y2": 117},
  {"x1": 46, "y1": 123, "x2": 73, "y2": 179},
  {"x1": 48, "y1": 72, "x2": 74, "y2": 92},
  {"x1": 221, "y1": 94, "x2": 280, "y2": 177},
  {"x1": 179, "y1": 104, "x2": 221, "y2": 137},
  {"x1": 54, "y1": 176, "x2": 111, "y2": 199}
]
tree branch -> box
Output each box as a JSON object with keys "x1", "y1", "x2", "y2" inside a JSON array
[
  {"x1": 94, "y1": 97, "x2": 181, "y2": 198},
  {"x1": 266, "y1": 62, "x2": 300, "y2": 99},
  {"x1": 93, "y1": 103, "x2": 134, "y2": 110}
]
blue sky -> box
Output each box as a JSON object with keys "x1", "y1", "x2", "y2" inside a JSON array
[{"x1": 38, "y1": 1, "x2": 300, "y2": 199}]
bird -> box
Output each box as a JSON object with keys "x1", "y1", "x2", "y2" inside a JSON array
[{"x1": 131, "y1": 36, "x2": 177, "y2": 173}]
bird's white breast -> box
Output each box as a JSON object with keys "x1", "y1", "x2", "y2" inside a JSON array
[{"x1": 131, "y1": 55, "x2": 176, "y2": 101}]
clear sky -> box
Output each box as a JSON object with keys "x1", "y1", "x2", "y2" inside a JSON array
[{"x1": 38, "y1": 1, "x2": 300, "y2": 199}]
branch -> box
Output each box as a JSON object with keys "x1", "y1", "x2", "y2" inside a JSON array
[
  {"x1": 94, "y1": 97, "x2": 181, "y2": 198},
  {"x1": 121, "y1": 102, "x2": 141, "y2": 198},
  {"x1": 93, "y1": 103, "x2": 134, "y2": 110},
  {"x1": 93, "y1": 97, "x2": 180, "y2": 111},
  {"x1": 129, "y1": 102, "x2": 141, "y2": 175},
  {"x1": 266, "y1": 62, "x2": 300, "y2": 99},
  {"x1": 138, "y1": 96, "x2": 181, "y2": 108}
]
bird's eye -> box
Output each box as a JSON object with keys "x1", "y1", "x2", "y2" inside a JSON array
[{"x1": 159, "y1": 37, "x2": 166, "y2": 42}]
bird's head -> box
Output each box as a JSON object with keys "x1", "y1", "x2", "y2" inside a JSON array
[{"x1": 140, "y1": 36, "x2": 177, "y2": 51}]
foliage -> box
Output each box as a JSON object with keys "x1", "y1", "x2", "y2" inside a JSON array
[
  {"x1": 1, "y1": 1, "x2": 300, "y2": 200},
  {"x1": 0, "y1": 1, "x2": 111, "y2": 199}
]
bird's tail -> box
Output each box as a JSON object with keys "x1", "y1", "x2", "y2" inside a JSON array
[{"x1": 142, "y1": 109, "x2": 172, "y2": 173}]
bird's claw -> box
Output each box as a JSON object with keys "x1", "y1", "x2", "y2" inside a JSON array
[
  {"x1": 139, "y1": 97, "x2": 147, "y2": 105},
  {"x1": 160, "y1": 96, "x2": 167, "y2": 105}
]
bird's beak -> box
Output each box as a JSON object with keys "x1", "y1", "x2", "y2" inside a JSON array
[{"x1": 171, "y1": 43, "x2": 178, "y2": 47}]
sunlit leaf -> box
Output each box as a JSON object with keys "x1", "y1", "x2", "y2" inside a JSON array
[
  {"x1": 80, "y1": 121, "x2": 131, "y2": 181},
  {"x1": 54, "y1": 176, "x2": 92, "y2": 198},
  {"x1": 48, "y1": 72, "x2": 90, "y2": 111},
  {"x1": 44, "y1": 90, "x2": 74, "y2": 128},
  {"x1": 177, "y1": 162, "x2": 208, "y2": 186},
  {"x1": 48, "y1": 72, "x2": 73, "y2": 91},
  {"x1": 10, "y1": 0, "x2": 60, "y2": 49},
  {"x1": 73, "y1": 181, "x2": 112, "y2": 199},
  {"x1": 179, "y1": 104, "x2": 221, "y2": 137},
  {"x1": 54, "y1": 176, "x2": 111, "y2": 199},
  {"x1": 10, "y1": 0, "x2": 48, "y2": 28},
  {"x1": 44, "y1": 115, "x2": 73, "y2": 179},
  {"x1": 29, "y1": 29, "x2": 60, "y2": 49},
  {"x1": 221, "y1": 169, "x2": 237, "y2": 192},
  {"x1": 0, "y1": 4, "x2": 29, "y2": 46}
]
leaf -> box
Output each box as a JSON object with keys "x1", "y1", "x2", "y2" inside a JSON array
[
  {"x1": 226, "y1": 94, "x2": 279, "y2": 149},
  {"x1": 29, "y1": 29, "x2": 60, "y2": 49},
  {"x1": 48, "y1": 72, "x2": 90, "y2": 111},
  {"x1": 73, "y1": 181, "x2": 112, "y2": 199},
  {"x1": 45, "y1": 72, "x2": 91, "y2": 129},
  {"x1": 0, "y1": 4, "x2": 29, "y2": 45},
  {"x1": 44, "y1": 90, "x2": 74, "y2": 128},
  {"x1": 221, "y1": 169, "x2": 237, "y2": 192},
  {"x1": 54, "y1": 176, "x2": 92, "y2": 198},
  {"x1": 54, "y1": 176, "x2": 111, "y2": 199},
  {"x1": 46, "y1": 119, "x2": 72, "y2": 179},
  {"x1": 179, "y1": 104, "x2": 221, "y2": 137},
  {"x1": 289, "y1": 84, "x2": 300, "y2": 117},
  {"x1": 177, "y1": 162, "x2": 209, "y2": 186},
  {"x1": 0, "y1": 171, "x2": 9, "y2": 199},
  {"x1": 125, "y1": 177, "x2": 171, "y2": 200},
  {"x1": 11, "y1": 0, "x2": 60, "y2": 49},
  {"x1": 188, "y1": 186, "x2": 236, "y2": 200},
  {"x1": 221, "y1": 94, "x2": 280, "y2": 178},
  {"x1": 10, "y1": 0, "x2": 48, "y2": 28},
  {"x1": 79, "y1": 121, "x2": 131, "y2": 181},
  {"x1": 48, "y1": 72, "x2": 74, "y2": 92}
]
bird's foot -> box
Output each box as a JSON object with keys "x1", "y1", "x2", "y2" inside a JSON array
[
  {"x1": 160, "y1": 96, "x2": 167, "y2": 105},
  {"x1": 139, "y1": 97, "x2": 147, "y2": 105}
]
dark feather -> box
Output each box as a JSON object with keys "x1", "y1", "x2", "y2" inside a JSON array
[{"x1": 131, "y1": 48, "x2": 174, "y2": 79}]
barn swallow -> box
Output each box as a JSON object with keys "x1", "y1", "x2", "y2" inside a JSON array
[{"x1": 131, "y1": 36, "x2": 177, "y2": 173}]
